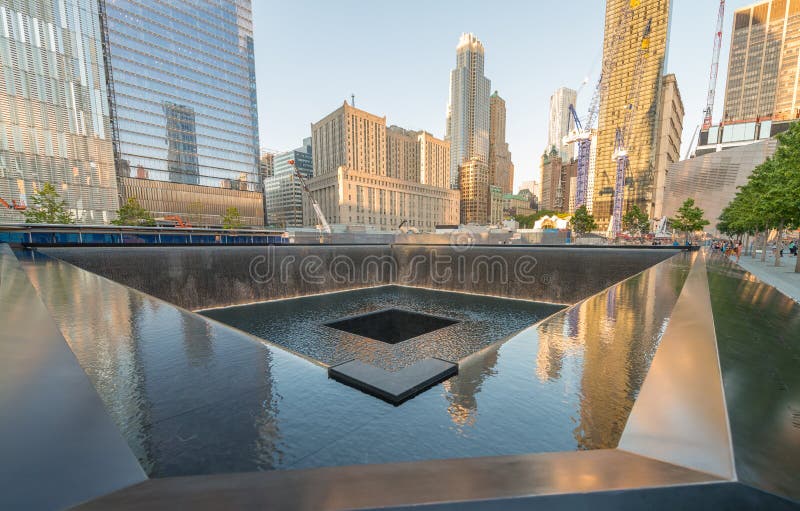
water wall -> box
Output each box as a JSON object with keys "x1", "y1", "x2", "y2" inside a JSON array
[{"x1": 40, "y1": 245, "x2": 680, "y2": 310}]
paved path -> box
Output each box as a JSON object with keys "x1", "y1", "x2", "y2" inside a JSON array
[{"x1": 733, "y1": 251, "x2": 800, "y2": 303}]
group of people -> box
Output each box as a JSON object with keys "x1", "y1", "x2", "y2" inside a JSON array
[
  {"x1": 712, "y1": 240, "x2": 743, "y2": 262},
  {"x1": 712, "y1": 238, "x2": 799, "y2": 262}
]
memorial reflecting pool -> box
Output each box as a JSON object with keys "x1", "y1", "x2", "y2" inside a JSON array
[{"x1": 21, "y1": 251, "x2": 691, "y2": 478}]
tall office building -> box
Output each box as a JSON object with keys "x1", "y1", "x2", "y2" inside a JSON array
[
  {"x1": 0, "y1": 0, "x2": 119, "y2": 224},
  {"x1": 547, "y1": 87, "x2": 578, "y2": 162},
  {"x1": 539, "y1": 148, "x2": 577, "y2": 214},
  {"x1": 259, "y1": 151, "x2": 275, "y2": 179},
  {"x1": 489, "y1": 91, "x2": 514, "y2": 194},
  {"x1": 307, "y1": 102, "x2": 459, "y2": 230},
  {"x1": 592, "y1": 0, "x2": 672, "y2": 228},
  {"x1": 724, "y1": 0, "x2": 800, "y2": 123},
  {"x1": 103, "y1": 0, "x2": 264, "y2": 225},
  {"x1": 445, "y1": 33, "x2": 491, "y2": 192},
  {"x1": 264, "y1": 139, "x2": 312, "y2": 228},
  {"x1": 458, "y1": 157, "x2": 489, "y2": 224},
  {"x1": 652, "y1": 74, "x2": 684, "y2": 219},
  {"x1": 312, "y1": 102, "x2": 386, "y2": 178},
  {"x1": 698, "y1": 0, "x2": 800, "y2": 154}
]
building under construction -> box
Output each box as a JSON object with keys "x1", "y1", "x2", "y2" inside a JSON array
[{"x1": 591, "y1": 0, "x2": 677, "y2": 229}]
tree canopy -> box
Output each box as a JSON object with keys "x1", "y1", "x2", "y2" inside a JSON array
[
  {"x1": 716, "y1": 121, "x2": 800, "y2": 270},
  {"x1": 111, "y1": 197, "x2": 156, "y2": 226},
  {"x1": 670, "y1": 198, "x2": 709, "y2": 243},
  {"x1": 222, "y1": 207, "x2": 243, "y2": 229},
  {"x1": 23, "y1": 183, "x2": 74, "y2": 224},
  {"x1": 622, "y1": 204, "x2": 650, "y2": 238},
  {"x1": 569, "y1": 205, "x2": 597, "y2": 235}
]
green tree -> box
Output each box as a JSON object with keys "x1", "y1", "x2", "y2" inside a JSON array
[
  {"x1": 622, "y1": 204, "x2": 650, "y2": 239},
  {"x1": 569, "y1": 205, "x2": 597, "y2": 237},
  {"x1": 669, "y1": 198, "x2": 709, "y2": 244},
  {"x1": 716, "y1": 121, "x2": 800, "y2": 269},
  {"x1": 222, "y1": 207, "x2": 243, "y2": 230},
  {"x1": 112, "y1": 197, "x2": 156, "y2": 226},
  {"x1": 23, "y1": 182, "x2": 74, "y2": 224},
  {"x1": 762, "y1": 122, "x2": 800, "y2": 270}
]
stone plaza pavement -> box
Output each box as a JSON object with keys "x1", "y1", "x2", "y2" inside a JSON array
[{"x1": 734, "y1": 251, "x2": 800, "y2": 303}]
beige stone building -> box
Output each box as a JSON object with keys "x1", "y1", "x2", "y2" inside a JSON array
[
  {"x1": 312, "y1": 102, "x2": 386, "y2": 177},
  {"x1": 419, "y1": 131, "x2": 451, "y2": 189},
  {"x1": 652, "y1": 74, "x2": 684, "y2": 219},
  {"x1": 307, "y1": 103, "x2": 458, "y2": 231},
  {"x1": 489, "y1": 91, "x2": 515, "y2": 194},
  {"x1": 304, "y1": 168, "x2": 459, "y2": 230},
  {"x1": 386, "y1": 126, "x2": 420, "y2": 181},
  {"x1": 459, "y1": 157, "x2": 490, "y2": 224}
]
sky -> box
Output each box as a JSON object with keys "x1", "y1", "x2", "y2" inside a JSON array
[{"x1": 253, "y1": 0, "x2": 754, "y2": 192}]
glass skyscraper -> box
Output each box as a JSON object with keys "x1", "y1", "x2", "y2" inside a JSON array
[
  {"x1": 0, "y1": 0, "x2": 119, "y2": 224},
  {"x1": 264, "y1": 138, "x2": 312, "y2": 228},
  {"x1": 103, "y1": 0, "x2": 263, "y2": 225}
]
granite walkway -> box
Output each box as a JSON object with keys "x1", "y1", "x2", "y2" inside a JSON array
[{"x1": 733, "y1": 251, "x2": 800, "y2": 303}]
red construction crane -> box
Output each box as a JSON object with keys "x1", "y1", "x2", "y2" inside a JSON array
[
  {"x1": 0, "y1": 197, "x2": 27, "y2": 210},
  {"x1": 702, "y1": 1, "x2": 725, "y2": 130}
]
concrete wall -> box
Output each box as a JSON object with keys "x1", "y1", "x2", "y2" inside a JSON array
[{"x1": 41, "y1": 246, "x2": 680, "y2": 310}]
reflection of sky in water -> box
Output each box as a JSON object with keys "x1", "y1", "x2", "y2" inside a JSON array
[{"x1": 22, "y1": 252, "x2": 691, "y2": 478}]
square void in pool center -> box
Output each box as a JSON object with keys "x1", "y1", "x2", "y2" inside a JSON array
[
  {"x1": 325, "y1": 308, "x2": 459, "y2": 344},
  {"x1": 200, "y1": 286, "x2": 565, "y2": 370}
]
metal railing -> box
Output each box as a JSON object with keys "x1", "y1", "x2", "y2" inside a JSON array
[{"x1": 0, "y1": 224, "x2": 289, "y2": 247}]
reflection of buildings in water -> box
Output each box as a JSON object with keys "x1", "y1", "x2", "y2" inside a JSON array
[
  {"x1": 25, "y1": 258, "x2": 285, "y2": 473},
  {"x1": 22, "y1": 259, "x2": 155, "y2": 472},
  {"x1": 250, "y1": 348, "x2": 283, "y2": 469},
  {"x1": 535, "y1": 305, "x2": 583, "y2": 382},
  {"x1": 442, "y1": 349, "x2": 500, "y2": 428},
  {"x1": 572, "y1": 261, "x2": 684, "y2": 450},
  {"x1": 181, "y1": 313, "x2": 214, "y2": 366}
]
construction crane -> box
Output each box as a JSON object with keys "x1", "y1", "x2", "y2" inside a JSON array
[
  {"x1": 0, "y1": 197, "x2": 27, "y2": 210},
  {"x1": 288, "y1": 159, "x2": 331, "y2": 234},
  {"x1": 610, "y1": 18, "x2": 653, "y2": 237},
  {"x1": 564, "y1": 0, "x2": 639, "y2": 209},
  {"x1": 163, "y1": 215, "x2": 191, "y2": 228},
  {"x1": 703, "y1": 1, "x2": 726, "y2": 130}
]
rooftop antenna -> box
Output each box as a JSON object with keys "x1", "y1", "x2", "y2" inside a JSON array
[{"x1": 350, "y1": 93, "x2": 355, "y2": 107}]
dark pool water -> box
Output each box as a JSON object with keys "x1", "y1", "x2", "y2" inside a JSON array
[
  {"x1": 200, "y1": 286, "x2": 564, "y2": 370},
  {"x1": 22, "y1": 252, "x2": 691, "y2": 478}
]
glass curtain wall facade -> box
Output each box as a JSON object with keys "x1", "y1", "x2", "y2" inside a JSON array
[
  {"x1": 264, "y1": 139, "x2": 312, "y2": 228},
  {"x1": 103, "y1": 0, "x2": 262, "y2": 224},
  {"x1": 723, "y1": 0, "x2": 800, "y2": 123},
  {"x1": 0, "y1": 0, "x2": 119, "y2": 224}
]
